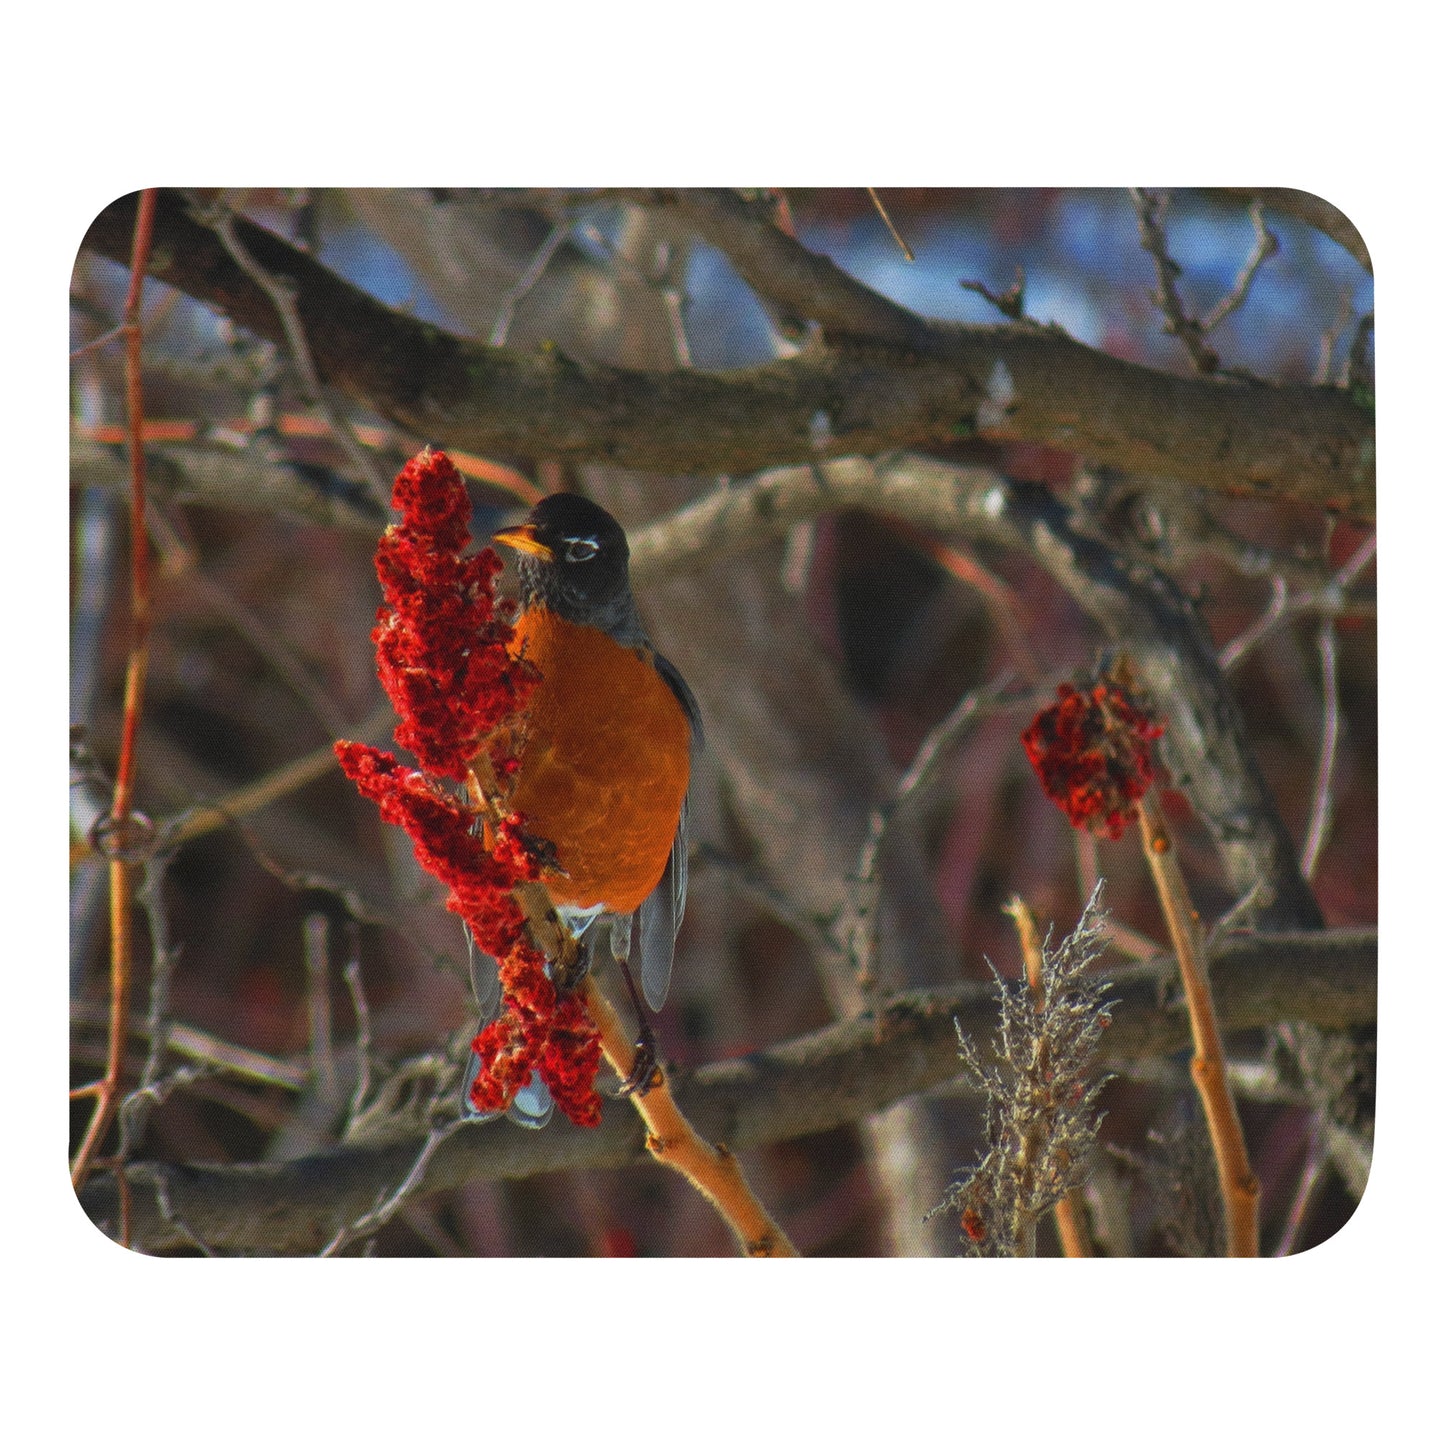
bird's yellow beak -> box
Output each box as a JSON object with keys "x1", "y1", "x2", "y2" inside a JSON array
[{"x1": 492, "y1": 523, "x2": 553, "y2": 560}]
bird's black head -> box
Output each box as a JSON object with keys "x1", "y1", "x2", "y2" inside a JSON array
[{"x1": 493, "y1": 493, "x2": 643, "y2": 641}]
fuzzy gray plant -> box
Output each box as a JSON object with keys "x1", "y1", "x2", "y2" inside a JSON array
[{"x1": 933, "y1": 883, "x2": 1114, "y2": 1257}]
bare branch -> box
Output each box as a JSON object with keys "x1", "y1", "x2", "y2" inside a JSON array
[
  {"x1": 302, "y1": 912, "x2": 339, "y2": 1109},
  {"x1": 320, "y1": 1122, "x2": 463, "y2": 1256},
  {"x1": 489, "y1": 220, "x2": 571, "y2": 347},
  {"x1": 79, "y1": 927, "x2": 1377, "y2": 1253},
  {"x1": 1210, "y1": 187, "x2": 1371, "y2": 274},
  {"x1": 960, "y1": 267, "x2": 1028, "y2": 321},
  {"x1": 204, "y1": 201, "x2": 391, "y2": 509},
  {"x1": 1131, "y1": 188, "x2": 1223, "y2": 374},
  {"x1": 1218, "y1": 529, "x2": 1376, "y2": 672},
  {"x1": 69, "y1": 434, "x2": 386, "y2": 535},
  {"x1": 624, "y1": 187, "x2": 934, "y2": 347},
  {"x1": 630, "y1": 453, "x2": 1324, "y2": 928},
  {"x1": 1346, "y1": 311, "x2": 1375, "y2": 393},
  {"x1": 842, "y1": 681, "x2": 1002, "y2": 1002},
  {"x1": 81, "y1": 191, "x2": 1375, "y2": 517},
  {"x1": 343, "y1": 956, "x2": 373, "y2": 1126},
  {"x1": 1201, "y1": 200, "x2": 1280, "y2": 332},
  {"x1": 1300, "y1": 619, "x2": 1342, "y2": 880}
]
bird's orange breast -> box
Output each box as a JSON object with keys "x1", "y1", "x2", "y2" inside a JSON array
[{"x1": 498, "y1": 608, "x2": 691, "y2": 916}]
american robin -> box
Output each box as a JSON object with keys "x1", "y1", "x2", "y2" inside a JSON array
[{"x1": 462, "y1": 491, "x2": 702, "y2": 1126}]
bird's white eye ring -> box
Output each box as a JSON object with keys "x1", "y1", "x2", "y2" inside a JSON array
[{"x1": 564, "y1": 536, "x2": 599, "y2": 563}]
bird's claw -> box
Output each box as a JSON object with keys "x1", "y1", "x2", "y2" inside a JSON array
[{"x1": 617, "y1": 1035, "x2": 660, "y2": 1097}]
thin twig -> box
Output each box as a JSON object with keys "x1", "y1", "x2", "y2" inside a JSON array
[
  {"x1": 343, "y1": 954, "x2": 373, "y2": 1122},
  {"x1": 490, "y1": 220, "x2": 571, "y2": 347},
  {"x1": 303, "y1": 912, "x2": 339, "y2": 1107},
  {"x1": 1200, "y1": 200, "x2": 1280, "y2": 332},
  {"x1": 1300, "y1": 618, "x2": 1341, "y2": 880},
  {"x1": 70, "y1": 1000, "x2": 308, "y2": 1089},
  {"x1": 1131, "y1": 188, "x2": 1219, "y2": 373},
  {"x1": 1274, "y1": 1128, "x2": 1331, "y2": 1256},
  {"x1": 1071, "y1": 830, "x2": 1161, "y2": 961},
  {"x1": 574, "y1": 216, "x2": 696, "y2": 367},
  {"x1": 1219, "y1": 530, "x2": 1376, "y2": 672},
  {"x1": 70, "y1": 324, "x2": 129, "y2": 361},
  {"x1": 660, "y1": 283, "x2": 694, "y2": 368},
  {"x1": 117, "y1": 1062, "x2": 216, "y2": 1166},
  {"x1": 845, "y1": 683, "x2": 996, "y2": 1001},
  {"x1": 1345, "y1": 312, "x2": 1374, "y2": 393},
  {"x1": 320, "y1": 1121, "x2": 463, "y2": 1255},
  {"x1": 136, "y1": 855, "x2": 179, "y2": 1093},
  {"x1": 959, "y1": 268, "x2": 1027, "y2": 321},
  {"x1": 70, "y1": 704, "x2": 395, "y2": 868},
  {"x1": 144, "y1": 502, "x2": 352, "y2": 736},
  {"x1": 888, "y1": 517, "x2": 1040, "y2": 681},
  {"x1": 1131, "y1": 189, "x2": 1275, "y2": 376},
  {"x1": 206, "y1": 201, "x2": 391, "y2": 509},
  {"x1": 1218, "y1": 577, "x2": 1290, "y2": 671},
  {"x1": 1313, "y1": 290, "x2": 1358, "y2": 386},
  {"x1": 866, "y1": 187, "x2": 915, "y2": 261},
  {"x1": 153, "y1": 1169, "x2": 216, "y2": 1256}
]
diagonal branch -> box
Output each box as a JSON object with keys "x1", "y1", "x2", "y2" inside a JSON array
[
  {"x1": 620, "y1": 187, "x2": 937, "y2": 347},
  {"x1": 628, "y1": 453, "x2": 1324, "y2": 929},
  {"x1": 81, "y1": 190, "x2": 1375, "y2": 518}
]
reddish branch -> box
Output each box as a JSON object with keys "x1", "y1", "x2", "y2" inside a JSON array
[{"x1": 72, "y1": 188, "x2": 159, "y2": 1199}]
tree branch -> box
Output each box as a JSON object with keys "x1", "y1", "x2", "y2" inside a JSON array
[
  {"x1": 69, "y1": 435, "x2": 386, "y2": 534},
  {"x1": 81, "y1": 190, "x2": 1374, "y2": 518},
  {"x1": 629, "y1": 453, "x2": 1324, "y2": 929},
  {"x1": 1210, "y1": 187, "x2": 1371, "y2": 275},
  {"x1": 621, "y1": 187, "x2": 937, "y2": 348},
  {"x1": 78, "y1": 927, "x2": 1376, "y2": 1253}
]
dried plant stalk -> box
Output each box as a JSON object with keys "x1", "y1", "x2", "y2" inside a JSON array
[
  {"x1": 1004, "y1": 895, "x2": 1094, "y2": 1256},
  {"x1": 936, "y1": 887, "x2": 1113, "y2": 1256}
]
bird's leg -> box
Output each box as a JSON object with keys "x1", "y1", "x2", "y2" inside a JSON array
[{"x1": 608, "y1": 914, "x2": 660, "y2": 1096}]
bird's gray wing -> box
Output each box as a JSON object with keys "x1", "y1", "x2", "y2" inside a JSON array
[{"x1": 636, "y1": 793, "x2": 688, "y2": 1011}]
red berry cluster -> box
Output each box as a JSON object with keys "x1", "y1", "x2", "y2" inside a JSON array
[
  {"x1": 371, "y1": 449, "x2": 525, "y2": 781},
  {"x1": 1021, "y1": 680, "x2": 1165, "y2": 840},
  {"x1": 335, "y1": 449, "x2": 603, "y2": 1127}
]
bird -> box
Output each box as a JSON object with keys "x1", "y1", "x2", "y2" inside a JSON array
[{"x1": 462, "y1": 491, "x2": 702, "y2": 1126}]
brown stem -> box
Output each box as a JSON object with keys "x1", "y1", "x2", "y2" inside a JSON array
[
  {"x1": 1051, "y1": 1190, "x2": 1094, "y2": 1258},
  {"x1": 1136, "y1": 788, "x2": 1259, "y2": 1256}
]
